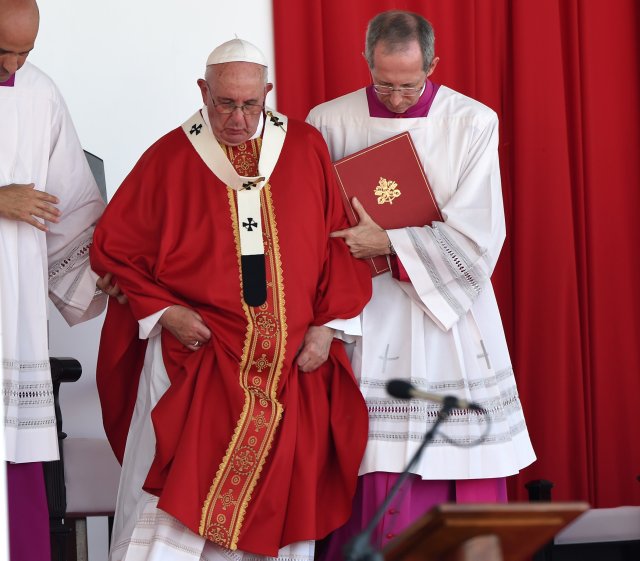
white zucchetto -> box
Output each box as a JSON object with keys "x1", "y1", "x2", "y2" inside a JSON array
[{"x1": 206, "y1": 38, "x2": 267, "y2": 67}]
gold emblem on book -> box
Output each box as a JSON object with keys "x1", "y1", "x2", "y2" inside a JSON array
[{"x1": 374, "y1": 177, "x2": 401, "y2": 205}]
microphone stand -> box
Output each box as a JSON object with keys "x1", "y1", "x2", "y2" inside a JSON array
[{"x1": 343, "y1": 397, "x2": 459, "y2": 561}]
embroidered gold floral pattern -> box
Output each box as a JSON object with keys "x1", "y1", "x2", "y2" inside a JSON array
[
  {"x1": 222, "y1": 139, "x2": 260, "y2": 177},
  {"x1": 200, "y1": 170, "x2": 287, "y2": 550},
  {"x1": 255, "y1": 313, "x2": 277, "y2": 338},
  {"x1": 374, "y1": 177, "x2": 402, "y2": 205},
  {"x1": 219, "y1": 490, "x2": 237, "y2": 511},
  {"x1": 256, "y1": 360, "x2": 270, "y2": 376},
  {"x1": 252, "y1": 411, "x2": 267, "y2": 432}
]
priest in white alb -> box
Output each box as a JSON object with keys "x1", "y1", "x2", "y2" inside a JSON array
[
  {"x1": 306, "y1": 10, "x2": 536, "y2": 558},
  {"x1": 1, "y1": 1, "x2": 108, "y2": 560}
]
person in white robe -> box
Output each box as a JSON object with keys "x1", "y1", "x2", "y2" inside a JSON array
[
  {"x1": 1, "y1": 1, "x2": 108, "y2": 559},
  {"x1": 306, "y1": 9, "x2": 536, "y2": 556}
]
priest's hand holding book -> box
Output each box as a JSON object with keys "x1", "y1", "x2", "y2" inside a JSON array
[
  {"x1": 330, "y1": 197, "x2": 394, "y2": 259},
  {"x1": 331, "y1": 132, "x2": 441, "y2": 275}
]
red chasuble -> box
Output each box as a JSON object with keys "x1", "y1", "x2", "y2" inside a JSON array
[{"x1": 90, "y1": 116, "x2": 372, "y2": 556}]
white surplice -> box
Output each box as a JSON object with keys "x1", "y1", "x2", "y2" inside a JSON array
[
  {"x1": 307, "y1": 86, "x2": 536, "y2": 479},
  {"x1": 0, "y1": 62, "x2": 107, "y2": 463}
]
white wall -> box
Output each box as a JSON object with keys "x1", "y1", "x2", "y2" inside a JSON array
[{"x1": 30, "y1": 1, "x2": 275, "y2": 439}]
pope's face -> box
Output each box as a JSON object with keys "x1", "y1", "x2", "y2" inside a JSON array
[
  {"x1": 198, "y1": 62, "x2": 273, "y2": 146},
  {"x1": 370, "y1": 40, "x2": 439, "y2": 114},
  {"x1": 0, "y1": 13, "x2": 37, "y2": 83}
]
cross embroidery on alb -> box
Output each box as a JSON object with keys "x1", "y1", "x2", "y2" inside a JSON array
[
  {"x1": 189, "y1": 123, "x2": 203, "y2": 135},
  {"x1": 243, "y1": 218, "x2": 258, "y2": 231},
  {"x1": 476, "y1": 340, "x2": 492, "y2": 369},
  {"x1": 379, "y1": 343, "x2": 399, "y2": 374}
]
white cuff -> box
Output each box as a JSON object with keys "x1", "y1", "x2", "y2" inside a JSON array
[
  {"x1": 138, "y1": 307, "x2": 170, "y2": 339},
  {"x1": 324, "y1": 315, "x2": 362, "y2": 343},
  {"x1": 50, "y1": 267, "x2": 107, "y2": 326}
]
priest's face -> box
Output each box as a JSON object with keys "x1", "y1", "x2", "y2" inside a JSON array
[
  {"x1": 198, "y1": 62, "x2": 273, "y2": 146},
  {"x1": 370, "y1": 40, "x2": 439, "y2": 114},
  {"x1": 0, "y1": 2, "x2": 39, "y2": 83}
]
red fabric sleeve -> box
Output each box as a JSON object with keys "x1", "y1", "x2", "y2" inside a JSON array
[{"x1": 305, "y1": 124, "x2": 372, "y2": 325}]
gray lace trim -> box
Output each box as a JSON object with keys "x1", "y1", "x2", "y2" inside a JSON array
[
  {"x1": 207, "y1": 549, "x2": 312, "y2": 561},
  {"x1": 364, "y1": 368, "x2": 526, "y2": 446},
  {"x1": 3, "y1": 379, "x2": 54, "y2": 407},
  {"x1": 121, "y1": 508, "x2": 312, "y2": 561},
  {"x1": 3, "y1": 377, "x2": 56, "y2": 430},
  {"x1": 2, "y1": 359, "x2": 54, "y2": 425},
  {"x1": 2, "y1": 358, "x2": 50, "y2": 372},
  {"x1": 408, "y1": 224, "x2": 484, "y2": 316},
  {"x1": 431, "y1": 223, "x2": 483, "y2": 299},
  {"x1": 4, "y1": 415, "x2": 57, "y2": 429},
  {"x1": 361, "y1": 367, "x2": 513, "y2": 395},
  {"x1": 48, "y1": 235, "x2": 93, "y2": 303}
]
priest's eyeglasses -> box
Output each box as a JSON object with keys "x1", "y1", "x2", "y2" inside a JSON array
[
  {"x1": 205, "y1": 84, "x2": 264, "y2": 115},
  {"x1": 372, "y1": 83, "x2": 426, "y2": 98}
]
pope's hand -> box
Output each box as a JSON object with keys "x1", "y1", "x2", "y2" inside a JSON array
[
  {"x1": 297, "y1": 325, "x2": 335, "y2": 372},
  {"x1": 0, "y1": 183, "x2": 61, "y2": 232},
  {"x1": 330, "y1": 197, "x2": 391, "y2": 258},
  {"x1": 96, "y1": 273, "x2": 128, "y2": 304},
  {"x1": 159, "y1": 305, "x2": 212, "y2": 351}
]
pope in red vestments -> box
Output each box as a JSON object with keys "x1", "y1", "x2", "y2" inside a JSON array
[{"x1": 90, "y1": 39, "x2": 371, "y2": 560}]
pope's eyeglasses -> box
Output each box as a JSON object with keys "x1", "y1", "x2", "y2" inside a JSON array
[{"x1": 205, "y1": 84, "x2": 264, "y2": 115}]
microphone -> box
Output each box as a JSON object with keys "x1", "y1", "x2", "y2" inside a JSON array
[
  {"x1": 386, "y1": 379, "x2": 483, "y2": 411},
  {"x1": 343, "y1": 380, "x2": 490, "y2": 560},
  {"x1": 343, "y1": 378, "x2": 468, "y2": 560}
]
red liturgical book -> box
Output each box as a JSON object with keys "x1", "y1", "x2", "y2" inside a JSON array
[{"x1": 333, "y1": 132, "x2": 442, "y2": 276}]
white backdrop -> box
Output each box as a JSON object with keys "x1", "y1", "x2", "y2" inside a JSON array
[{"x1": 29, "y1": 1, "x2": 276, "y2": 439}]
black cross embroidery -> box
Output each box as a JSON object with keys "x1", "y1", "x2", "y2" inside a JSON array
[
  {"x1": 243, "y1": 217, "x2": 258, "y2": 231},
  {"x1": 242, "y1": 181, "x2": 258, "y2": 190},
  {"x1": 267, "y1": 111, "x2": 286, "y2": 132},
  {"x1": 189, "y1": 123, "x2": 203, "y2": 135}
]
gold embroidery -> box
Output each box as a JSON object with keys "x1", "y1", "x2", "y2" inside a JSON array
[
  {"x1": 252, "y1": 411, "x2": 267, "y2": 432},
  {"x1": 219, "y1": 490, "x2": 237, "y2": 511},
  {"x1": 209, "y1": 526, "x2": 229, "y2": 545},
  {"x1": 255, "y1": 313, "x2": 277, "y2": 338},
  {"x1": 252, "y1": 353, "x2": 270, "y2": 372},
  {"x1": 199, "y1": 182, "x2": 287, "y2": 551},
  {"x1": 220, "y1": 139, "x2": 262, "y2": 177},
  {"x1": 233, "y1": 447, "x2": 257, "y2": 474},
  {"x1": 375, "y1": 177, "x2": 402, "y2": 205}
]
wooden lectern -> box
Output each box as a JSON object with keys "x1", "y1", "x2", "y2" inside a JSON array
[{"x1": 383, "y1": 502, "x2": 589, "y2": 561}]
